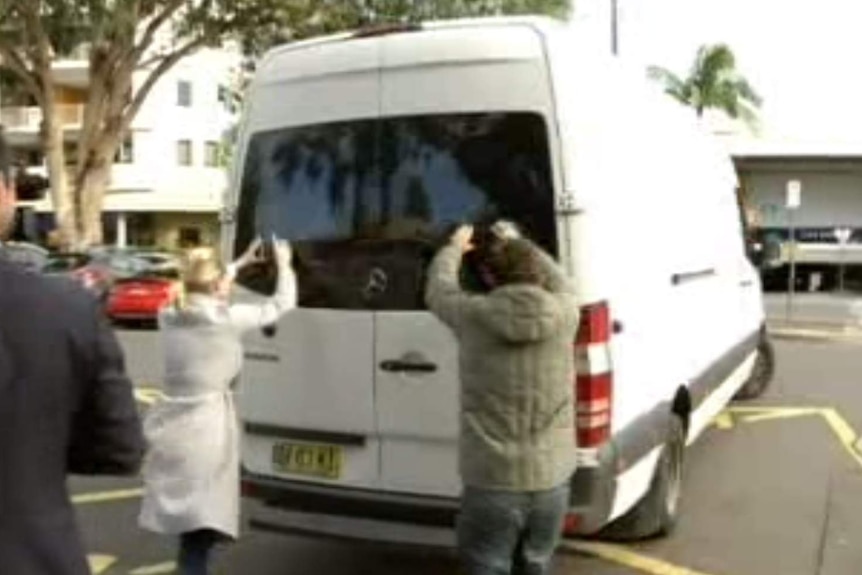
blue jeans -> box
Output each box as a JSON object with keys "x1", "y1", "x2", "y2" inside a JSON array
[
  {"x1": 178, "y1": 530, "x2": 222, "y2": 575},
  {"x1": 457, "y1": 482, "x2": 570, "y2": 575}
]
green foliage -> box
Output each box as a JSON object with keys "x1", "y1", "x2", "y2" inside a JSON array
[{"x1": 648, "y1": 44, "x2": 763, "y2": 127}]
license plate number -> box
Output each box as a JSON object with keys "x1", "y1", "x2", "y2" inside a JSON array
[{"x1": 272, "y1": 443, "x2": 343, "y2": 479}]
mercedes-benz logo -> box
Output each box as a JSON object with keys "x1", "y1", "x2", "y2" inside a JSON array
[{"x1": 363, "y1": 267, "x2": 388, "y2": 300}]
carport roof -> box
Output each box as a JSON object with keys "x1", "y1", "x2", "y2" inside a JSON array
[{"x1": 721, "y1": 133, "x2": 862, "y2": 161}]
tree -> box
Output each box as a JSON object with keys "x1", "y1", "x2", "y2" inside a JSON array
[
  {"x1": 0, "y1": 0, "x2": 331, "y2": 248},
  {"x1": 648, "y1": 44, "x2": 763, "y2": 128},
  {"x1": 0, "y1": 0, "x2": 569, "y2": 248}
]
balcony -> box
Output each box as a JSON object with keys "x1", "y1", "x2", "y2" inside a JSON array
[
  {"x1": 25, "y1": 163, "x2": 155, "y2": 192},
  {"x1": 0, "y1": 104, "x2": 85, "y2": 134}
]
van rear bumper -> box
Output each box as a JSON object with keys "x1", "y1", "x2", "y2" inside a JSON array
[
  {"x1": 242, "y1": 450, "x2": 618, "y2": 543},
  {"x1": 242, "y1": 473, "x2": 460, "y2": 527}
]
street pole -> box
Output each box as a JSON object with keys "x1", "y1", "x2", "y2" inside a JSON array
[
  {"x1": 836, "y1": 227, "x2": 851, "y2": 293},
  {"x1": 785, "y1": 180, "x2": 802, "y2": 322},
  {"x1": 786, "y1": 209, "x2": 796, "y2": 321},
  {"x1": 611, "y1": 0, "x2": 619, "y2": 55}
]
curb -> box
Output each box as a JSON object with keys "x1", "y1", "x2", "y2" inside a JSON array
[{"x1": 768, "y1": 325, "x2": 862, "y2": 343}]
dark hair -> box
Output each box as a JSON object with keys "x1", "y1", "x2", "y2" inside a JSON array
[{"x1": 481, "y1": 239, "x2": 547, "y2": 289}]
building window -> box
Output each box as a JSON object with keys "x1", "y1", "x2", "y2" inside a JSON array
[
  {"x1": 115, "y1": 138, "x2": 134, "y2": 164},
  {"x1": 179, "y1": 227, "x2": 203, "y2": 248},
  {"x1": 204, "y1": 141, "x2": 220, "y2": 167},
  {"x1": 177, "y1": 81, "x2": 193, "y2": 107},
  {"x1": 177, "y1": 140, "x2": 193, "y2": 166}
]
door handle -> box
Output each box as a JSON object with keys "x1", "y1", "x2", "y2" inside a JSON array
[
  {"x1": 739, "y1": 279, "x2": 755, "y2": 287},
  {"x1": 671, "y1": 268, "x2": 716, "y2": 286},
  {"x1": 380, "y1": 360, "x2": 438, "y2": 374}
]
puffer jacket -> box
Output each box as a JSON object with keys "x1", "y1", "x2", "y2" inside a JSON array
[{"x1": 426, "y1": 242, "x2": 579, "y2": 492}]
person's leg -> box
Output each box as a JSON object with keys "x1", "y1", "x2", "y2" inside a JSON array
[
  {"x1": 457, "y1": 486, "x2": 528, "y2": 575},
  {"x1": 177, "y1": 530, "x2": 220, "y2": 575},
  {"x1": 517, "y1": 482, "x2": 571, "y2": 575}
]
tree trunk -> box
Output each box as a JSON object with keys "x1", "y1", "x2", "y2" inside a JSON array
[
  {"x1": 76, "y1": 152, "x2": 113, "y2": 248},
  {"x1": 41, "y1": 114, "x2": 76, "y2": 249}
]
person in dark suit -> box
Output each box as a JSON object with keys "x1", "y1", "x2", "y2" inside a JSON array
[{"x1": 0, "y1": 131, "x2": 145, "y2": 574}]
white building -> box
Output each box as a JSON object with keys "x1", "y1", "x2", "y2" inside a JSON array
[{"x1": 3, "y1": 43, "x2": 241, "y2": 249}]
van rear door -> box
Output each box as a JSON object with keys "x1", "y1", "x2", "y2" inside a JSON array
[
  {"x1": 374, "y1": 27, "x2": 560, "y2": 496},
  {"x1": 236, "y1": 40, "x2": 384, "y2": 490}
]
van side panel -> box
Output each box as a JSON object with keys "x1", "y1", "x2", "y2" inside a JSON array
[{"x1": 547, "y1": 27, "x2": 762, "y2": 526}]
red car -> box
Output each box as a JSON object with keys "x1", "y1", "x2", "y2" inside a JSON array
[{"x1": 106, "y1": 271, "x2": 181, "y2": 325}]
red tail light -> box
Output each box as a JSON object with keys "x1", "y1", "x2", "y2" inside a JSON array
[{"x1": 574, "y1": 302, "x2": 613, "y2": 448}]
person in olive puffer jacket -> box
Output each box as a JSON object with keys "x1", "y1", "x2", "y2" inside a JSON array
[{"x1": 426, "y1": 221, "x2": 579, "y2": 575}]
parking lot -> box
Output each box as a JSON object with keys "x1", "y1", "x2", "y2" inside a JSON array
[{"x1": 72, "y1": 330, "x2": 862, "y2": 575}]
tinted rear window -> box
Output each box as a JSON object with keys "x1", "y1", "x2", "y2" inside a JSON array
[{"x1": 235, "y1": 112, "x2": 556, "y2": 310}]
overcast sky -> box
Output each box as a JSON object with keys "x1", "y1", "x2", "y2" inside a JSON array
[{"x1": 569, "y1": 0, "x2": 857, "y2": 141}]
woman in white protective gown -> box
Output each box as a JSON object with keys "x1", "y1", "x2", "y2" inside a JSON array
[{"x1": 139, "y1": 238, "x2": 296, "y2": 575}]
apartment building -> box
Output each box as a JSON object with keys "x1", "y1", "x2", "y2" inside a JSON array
[{"x1": 4, "y1": 43, "x2": 241, "y2": 250}]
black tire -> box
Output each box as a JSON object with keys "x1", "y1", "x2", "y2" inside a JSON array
[
  {"x1": 734, "y1": 336, "x2": 775, "y2": 401},
  {"x1": 599, "y1": 415, "x2": 685, "y2": 541}
]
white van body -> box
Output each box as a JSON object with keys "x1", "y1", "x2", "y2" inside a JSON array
[{"x1": 224, "y1": 17, "x2": 770, "y2": 544}]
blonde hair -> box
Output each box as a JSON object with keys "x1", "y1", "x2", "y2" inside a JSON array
[{"x1": 178, "y1": 248, "x2": 225, "y2": 307}]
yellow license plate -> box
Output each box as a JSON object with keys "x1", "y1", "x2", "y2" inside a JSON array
[{"x1": 272, "y1": 442, "x2": 343, "y2": 479}]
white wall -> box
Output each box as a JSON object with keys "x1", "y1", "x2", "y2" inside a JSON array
[
  {"x1": 113, "y1": 47, "x2": 241, "y2": 211},
  {"x1": 740, "y1": 163, "x2": 862, "y2": 228}
]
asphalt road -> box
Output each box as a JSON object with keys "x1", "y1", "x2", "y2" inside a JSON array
[{"x1": 70, "y1": 329, "x2": 862, "y2": 575}]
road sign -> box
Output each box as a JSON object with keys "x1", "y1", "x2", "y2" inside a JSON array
[
  {"x1": 786, "y1": 180, "x2": 802, "y2": 210},
  {"x1": 835, "y1": 227, "x2": 852, "y2": 244}
]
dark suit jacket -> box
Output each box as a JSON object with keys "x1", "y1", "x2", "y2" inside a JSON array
[{"x1": 0, "y1": 258, "x2": 145, "y2": 575}]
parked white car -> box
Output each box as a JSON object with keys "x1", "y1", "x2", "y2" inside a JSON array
[{"x1": 224, "y1": 16, "x2": 775, "y2": 544}]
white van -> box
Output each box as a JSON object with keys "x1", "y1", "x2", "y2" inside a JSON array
[{"x1": 224, "y1": 16, "x2": 775, "y2": 544}]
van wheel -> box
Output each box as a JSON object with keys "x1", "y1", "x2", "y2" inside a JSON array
[
  {"x1": 599, "y1": 415, "x2": 685, "y2": 541},
  {"x1": 734, "y1": 337, "x2": 775, "y2": 401}
]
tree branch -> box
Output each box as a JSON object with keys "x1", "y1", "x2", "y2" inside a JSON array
[
  {"x1": 0, "y1": 42, "x2": 44, "y2": 106},
  {"x1": 135, "y1": 0, "x2": 186, "y2": 60},
  {"x1": 120, "y1": 36, "x2": 209, "y2": 137},
  {"x1": 18, "y1": 1, "x2": 52, "y2": 67}
]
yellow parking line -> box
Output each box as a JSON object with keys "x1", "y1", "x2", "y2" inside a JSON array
[
  {"x1": 134, "y1": 387, "x2": 164, "y2": 406},
  {"x1": 87, "y1": 554, "x2": 117, "y2": 574},
  {"x1": 711, "y1": 412, "x2": 735, "y2": 430},
  {"x1": 727, "y1": 405, "x2": 818, "y2": 415},
  {"x1": 819, "y1": 408, "x2": 862, "y2": 470},
  {"x1": 129, "y1": 561, "x2": 177, "y2": 574},
  {"x1": 724, "y1": 405, "x2": 862, "y2": 472},
  {"x1": 72, "y1": 487, "x2": 144, "y2": 505},
  {"x1": 735, "y1": 408, "x2": 821, "y2": 424},
  {"x1": 563, "y1": 541, "x2": 719, "y2": 575}
]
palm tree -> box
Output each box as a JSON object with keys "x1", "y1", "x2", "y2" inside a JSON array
[{"x1": 649, "y1": 44, "x2": 763, "y2": 127}]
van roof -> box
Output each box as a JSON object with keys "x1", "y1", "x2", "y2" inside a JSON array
[
  {"x1": 264, "y1": 16, "x2": 564, "y2": 58},
  {"x1": 260, "y1": 16, "x2": 566, "y2": 75}
]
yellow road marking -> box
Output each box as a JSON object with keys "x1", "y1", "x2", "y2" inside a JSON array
[
  {"x1": 711, "y1": 412, "x2": 735, "y2": 430},
  {"x1": 726, "y1": 405, "x2": 818, "y2": 414},
  {"x1": 129, "y1": 561, "x2": 177, "y2": 574},
  {"x1": 87, "y1": 554, "x2": 117, "y2": 574},
  {"x1": 735, "y1": 407, "x2": 821, "y2": 424},
  {"x1": 564, "y1": 541, "x2": 719, "y2": 575},
  {"x1": 820, "y1": 408, "x2": 862, "y2": 470},
  {"x1": 134, "y1": 387, "x2": 164, "y2": 406},
  {"x1": 723, "y1": 405, "x2": 862, "y2": 472},
  {"x1": 73, "y1": 487, "x2": 144, "y2": 505}
]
